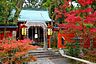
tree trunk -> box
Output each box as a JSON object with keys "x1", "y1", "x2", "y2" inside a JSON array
[{"x1": 4, "y1": 20, "x2": 7, "y2": 39}]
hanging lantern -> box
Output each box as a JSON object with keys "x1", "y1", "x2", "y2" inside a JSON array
[
  {"x1": 35, "y1": 33, "x2": 38, "y2": 38},
  {"x1": 34, "y1": 27, "x2": 38, "y2": 38},
  {"x1": 22, "y1": 28, "x2": 26, "y2": 35},
  {"x1": 48, "y1": 28, "x2": 52, "y2": 35},
  {"x1": 20, "y1": 24, "x2": 27, "y2": 35}
]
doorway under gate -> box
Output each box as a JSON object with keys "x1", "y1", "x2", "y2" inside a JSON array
[{"x1": 28, "y1": 26, "x2": 44, "y2": 45}]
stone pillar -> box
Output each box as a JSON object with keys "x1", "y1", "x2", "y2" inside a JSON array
[{"x1": 43, "y1": 28, "x2": 48, "y2": 49}]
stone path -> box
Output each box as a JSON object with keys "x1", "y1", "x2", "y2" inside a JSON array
[
  {"x1": 28, "y1": 58, "x2": 55, "y2": 64},
  {"x1": 28, "y1": 48, "x2": 70, "y2": 64},
  {"x1": 50, "y1": 58, "x2": 70, "y2": 64},
  {"x1": 28, "y1": 57, "x2": 70, "y2": 64}
]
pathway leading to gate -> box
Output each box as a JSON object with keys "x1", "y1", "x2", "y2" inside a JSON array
[{"x1": 28, "y1": 48, "x2": 70, "y2": 64}]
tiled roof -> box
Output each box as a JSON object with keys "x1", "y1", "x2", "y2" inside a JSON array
[{"x1": 18, "y1": 9, "x2": 51, "y2": 22}]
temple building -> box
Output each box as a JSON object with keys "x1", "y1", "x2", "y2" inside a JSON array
[{"x1": 17, "y1": 9, "x2": 52, "y2": 48}]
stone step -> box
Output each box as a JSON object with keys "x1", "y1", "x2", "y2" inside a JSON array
[
  {"x1": 28, "y1": 48, "x2": 62, "y2": 58},
  {"x1": 29, "y1": 52, "x2": 52, "y2": 58}
]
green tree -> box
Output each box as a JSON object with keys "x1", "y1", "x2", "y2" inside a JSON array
[
  {"x1": 42, "y1": 0, "x2": 64, "y2": 22},
  {"x1": 23, "y1": 0, "x2": 47, "y2": 8},
  {"x1": 0, "y1": 0, "x2": 24, "y2": 38}
]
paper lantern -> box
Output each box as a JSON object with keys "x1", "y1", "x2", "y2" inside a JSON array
[
  {"x1": 22, "y1": 28, "x2": 26, "y2": 35},
  {"x1": 48, "y1": 28, "x2": 52, "y2": 35}
]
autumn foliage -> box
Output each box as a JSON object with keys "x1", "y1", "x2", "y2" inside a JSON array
[
  {"x1": 54, "y1": 0, "x2": 96, "y2": 49},
  {"x1": 0, "y1": 38, "x2": 39, "y2": 64},
  {"x1": 78, "y1": 0, "x2": 94, "y2": 6}
]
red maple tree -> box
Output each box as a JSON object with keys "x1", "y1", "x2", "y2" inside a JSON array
[{"x1": 54, "y1": 0, "x2": 96, "y2": 48}]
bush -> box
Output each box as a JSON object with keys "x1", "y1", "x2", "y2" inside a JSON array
[
  {"x1": 0, "y1": 38, "x2": 38, "y2": 64},
  {"x1": 66, "y1": 41, "x2": 81, "y2": 57},
  {"x1": 83, "y1": 50, "x2": 96, "y2": 63}
]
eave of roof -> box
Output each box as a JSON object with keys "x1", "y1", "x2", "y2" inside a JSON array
[{"x1": 0, "y1": 26, "x2": 18, "y2": 28}]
